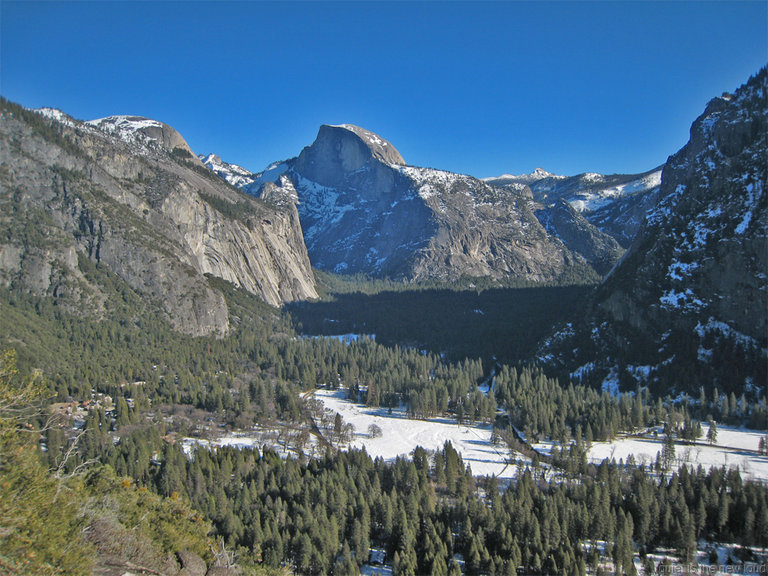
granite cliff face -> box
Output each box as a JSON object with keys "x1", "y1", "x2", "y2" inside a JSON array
[
  {"x1": 239, "y1": 124, "x2": 593, "y2": 283},
  {"x1": 0, "y1": 102, "x2": 317, "y2": 337},
  {"x1": 294, "y1": 124, "x2": 405, "y2": 186},
  {"x1": 541, "y1": 68, "x2": 767, "y2": 395}
]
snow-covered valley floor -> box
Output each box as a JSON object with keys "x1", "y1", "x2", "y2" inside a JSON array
[
  {"x1": 316, "y1": 389, "x2": 768, "y2": 482},
  {"x1": 314, "y1": 388, "x2": 521, "y2": 479},
  {"x1": 184, "y1": 388, "x2": 767, "y2": 484},
  {"x1": 585, "y1": 423, "x2": 768, "y2": 481}
]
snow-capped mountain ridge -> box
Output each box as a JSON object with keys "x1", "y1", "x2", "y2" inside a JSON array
[
  {"x1": 34, "y1": 107, "x2": 78, "y2": 127},
  {"x1": 199, "y1": 153, "x2": 260, "y2": 188},
  {"x1": 237, "y1": 124, "x2": 594, "y2": 282},
  {"x1": 85, "y1": 114, "x2": 203, "y2": 166},
  {"x1": 87, "y1": 115, "x2": 163, "y2": 145},
  {"x1": 485, "y1": 166, "x2": 663, "y2": 247},
  {"x1": 484, "y1": 167, "x2": 565, "y2": 184},
  {"x1": 199, "y1": 123, "x2": 628, "y2": 281}
]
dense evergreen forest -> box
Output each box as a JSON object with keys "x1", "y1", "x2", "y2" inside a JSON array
[
  {"x1": 288, "y1": 270, "x2": 596, "y2": 366},
  {"x1": 1, "y1": 265, "x2": 767, "y2": 574},
  {"x1": 51, "y1": 418, "x2": 768, "y2": 576}
]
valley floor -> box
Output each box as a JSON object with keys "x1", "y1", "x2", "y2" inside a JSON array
[{"x1": 184, "y1": 386, "x2": 768, "y2": 483}]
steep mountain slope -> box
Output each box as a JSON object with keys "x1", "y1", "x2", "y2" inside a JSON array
[
  {"x1": 541, "y1": 68, "x2": 768, "y2": 396},
  {"x1": 487, "y1": 167, "x2": 663, "y2": 247},
  {"x1": 0, "y1": 100, "x2": 317, "y2": 337},
  {"x1": 534, "y1": 199, "x2": 625, "y2": 276},
  {"x1": 214, "y1": 124, "x2": 596, "y2": 283}
]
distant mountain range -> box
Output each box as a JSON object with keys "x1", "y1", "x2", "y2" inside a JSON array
[
  {"x1": 200, "y1": 124, "x2": 664, "y2": 283},
  {"x1": 485, "y1": 167, "x2": 663, "y2": 248}
]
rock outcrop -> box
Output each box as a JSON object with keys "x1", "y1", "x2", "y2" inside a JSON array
[
  {"x1": 0, "y1": 101, "x2": 318, "y2": 337},
  {"x1": 86, "y1": 115, "x2": 204, "y2": 165}
]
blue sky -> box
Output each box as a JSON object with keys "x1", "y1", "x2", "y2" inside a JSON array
[{"x1": 2, "y1": 1, "x2": 766, "y2": 177}]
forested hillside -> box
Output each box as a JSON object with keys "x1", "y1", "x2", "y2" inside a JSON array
[{"x1": 3, "y1": 260, "x2": 767, "y2": 573}]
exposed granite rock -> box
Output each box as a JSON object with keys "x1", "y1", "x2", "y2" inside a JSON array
[
  {"x1": 177, "y1": 549, "x2": 208, "y2": 576},
  {"x1": 294, "y1": 124, "x2": 404, "y2": 188},
  {"x1": 597, "y1": 68, "x2": 767, "y2": 342},
  {"x1": 0, "y1": 101, "x2": 318, "y2": 336},
  {"x1": 535, "y1": 199, "x2": 625, "y2": 275},
  {"x1": 257, "y1": 125, "x2": 590, "y2": 283},
  {"x1": 86, "y1": 115, "x2": 204, "y2": 166}
]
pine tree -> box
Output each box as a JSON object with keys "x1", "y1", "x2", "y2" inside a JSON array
[
  {"x1": 707, "y1": 420, "x2": 718, "y2": 445},
  {"x1": 661, "y1": 434, "x2": 676, "y2": 475},
  {"x1": 0, "y1": 350, "x2": 93, "y2": 575}
]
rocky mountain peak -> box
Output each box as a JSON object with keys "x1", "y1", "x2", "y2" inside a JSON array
[
  {"x1": 245, "y1": 123, "x2": 594, "y2": 282},
  {"x1": 329, "y1": 124, "x2": 406, "y2": 166},
  {"x1": 201, "y1": 152, "x2": 222, "y2": 164},
  {"x1": 294, "y1": 124, "x2": 405, "y2": 188},
  {"x1": 86, "y1": 115, "x2": 201, "y2": 164},
  {"x1": 199, "y1": 152, "x2": 258, "y2": 188},
  {"x1": 1, "y1": 100, "x2": 318, "y2": 337}
]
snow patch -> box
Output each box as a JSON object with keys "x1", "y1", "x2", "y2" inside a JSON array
[
  {"x1": 32, "y1": 107, "x2": 77, "y2": 127},
  {"x1": 660, "y1": 288, "x2": 705, "y2": 311},
  {"x1": 570, "y1": 169, "x2": 662, "y2": 213},
  {"x1": 571, "y1": 362, "x2": 595, "y2": 382},
  {"x1": 587, "y1": 424, "x2": 768, "y2": 481},
  {"x1": 315, "y1": 388, "x2": 522, "y2": 479},
  {"x1": 667, "y1": 260, "x2": 699, "y2": 282},
  {"x1": 695, "y1": 318, "x2": 767, "y2": 354},
  {"x1": 735, "y1": 181, "x2": 760, "y2": 234},
  {"x1": 200, "y1": 153, "x2": 258, "y2": 188},
  {"x1": 601, "y1": 367, "x2": 620, "y2": 396}
]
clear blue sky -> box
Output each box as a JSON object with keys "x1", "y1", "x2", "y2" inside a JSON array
[{"x1": 2, "y1": 1, "x2": 766, "y2": 177}]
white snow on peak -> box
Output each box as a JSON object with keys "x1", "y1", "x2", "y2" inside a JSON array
[
  {"x1": 532, "y1": 167, "x2": 554, "y2": 178},
  {"x1": 396, "y1": 165, "x2": 469, "y2": 201},
  {"x1": 484, "y1": 167, "x2": 565, "y2": 183},
  {"x1": 200, "y1": 153, "x2": 258, "y2": 188},
  {"x1": 571, "y1": 169, "x2": 663, "y2": 213},
  {"x1": 331, "y1": 124, "x2": 388, "y2": 147},
  {"x1": 33, "y1": 108, "x2": 76, "y2": 126},
  {"x1": 248, "y1": 161, "x2": 289, "y2": 191},
  {"x1": 87, "y1": 115, "x2": 163, "y2": 132},
  {"x1": 85, "y1": 115, "x2": 165, "y2": 149}
]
